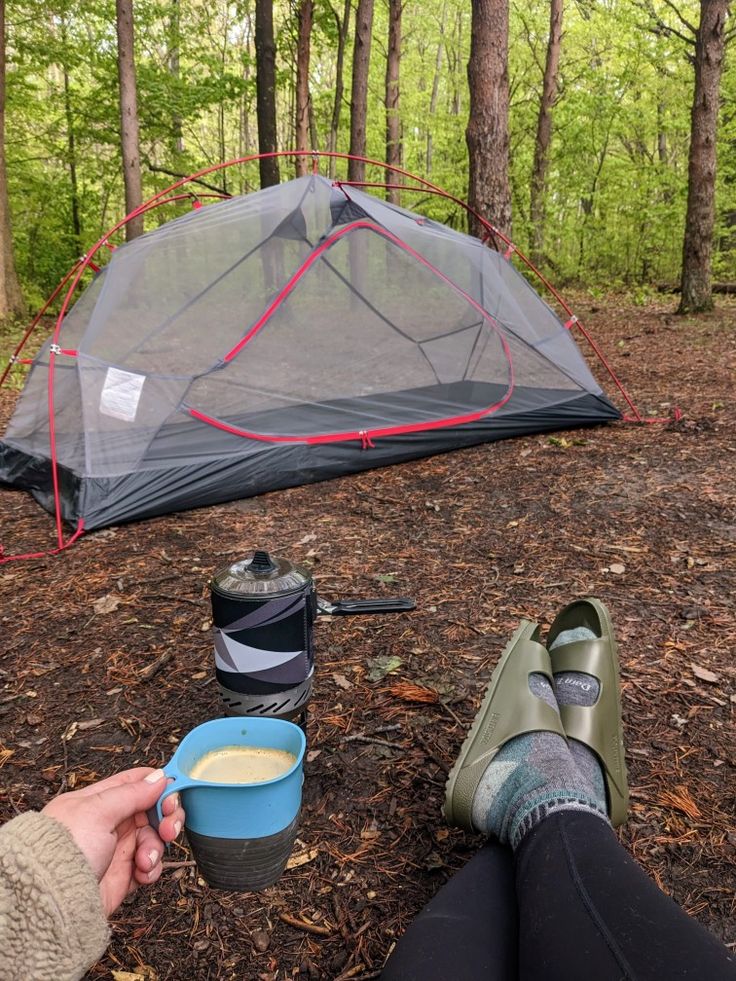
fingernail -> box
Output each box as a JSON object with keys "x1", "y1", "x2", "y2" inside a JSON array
[
  {"x1": 144, "y1": 769, "x2": 165, "y2": 783},
  {"x1": 172, "y1": 793, "x2": 180, "y2": 809},
  {"x1": 148, "y1": 849, "x2": 159, "y2": 870},
  {"x1": 174, "y1": 820, "x2": 182, "y2": 836}
]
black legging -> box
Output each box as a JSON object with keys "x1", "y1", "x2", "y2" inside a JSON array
[{"x1": 381, "y1": 811, "x2": 736, "y2": 981}]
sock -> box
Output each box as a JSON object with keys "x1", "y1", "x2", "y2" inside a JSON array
[
  {"x1": 470, "y1": 672, "x2": 608, "y2": 849},
  {"x1": 549, "y1": 627, "x2": 607, "y2": 813}
]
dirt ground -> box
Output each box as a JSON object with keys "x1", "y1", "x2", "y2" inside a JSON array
[{"x1": 1, "y1": 293, "x2": 735, "y2": 980}]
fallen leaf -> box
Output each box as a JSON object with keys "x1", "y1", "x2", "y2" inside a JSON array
[
  {"x1": 367, "y1": 654, "x2": 403, "y2": 682},
  {"x1": 119, "y1": 968, "x2": 157, "y2": 981},
  {"x1": 62, "y1": 721, "x2": 78, "y2": 741},
  {"x1": 306, "y1": 749, "x2": 322, "y2": 762},
  {"x1": 251, "y1": 929, "x2": 271, "y2": 952},
  {"x1": 76, "y1": 718, "x2": 104, "y2": 731},
  {"x1": 332, "y1": 672, "x2": 352, "y2": 690},
  {"x1": 609, "y1": 563, "x2": 626, "y2": 575},
  {"x1": 286, "y1": 846, "x2": 319, "y2": 869},
  {"x1": 691, "y1": 663, "x2": 720, "y2": 684},
  {"x1": 93, "y1": 593, "x2": 121, "y2": 615}
]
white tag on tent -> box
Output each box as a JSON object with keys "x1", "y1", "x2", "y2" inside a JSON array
[{"x1": 99, "y1": 366, "x2": 145, "y2": 422}]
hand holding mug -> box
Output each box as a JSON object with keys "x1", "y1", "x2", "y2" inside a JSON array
[{"x1": 42, "y1": 766, "x2": 185, "y2": 916}]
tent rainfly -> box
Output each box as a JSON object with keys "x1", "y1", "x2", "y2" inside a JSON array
[{"x1": 0, "y1": 174, "x2": 620, "y2": 531}]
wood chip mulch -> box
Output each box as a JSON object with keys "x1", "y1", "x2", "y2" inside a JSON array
[{"x1": 1, "y1": 293, "x2": 734, "y2": 979}]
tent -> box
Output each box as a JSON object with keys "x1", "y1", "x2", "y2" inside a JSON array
[{"x1": 0, "y1": 173, "x2": 620, "y2": 532}]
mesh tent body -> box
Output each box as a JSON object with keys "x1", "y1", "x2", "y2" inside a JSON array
[{"x1": 0, "y1": 175, "x2": 619, "y2": 530}]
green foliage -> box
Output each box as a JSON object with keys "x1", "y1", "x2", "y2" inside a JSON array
[{"x1": 3, "y1": 0, "x2": 735, "y2": 310}]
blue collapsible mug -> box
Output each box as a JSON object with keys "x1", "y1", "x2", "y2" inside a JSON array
[{"x1": 157, "y1": 717, "x2": 306, "y2": 891}]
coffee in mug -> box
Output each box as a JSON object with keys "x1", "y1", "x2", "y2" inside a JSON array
[{"x1": 189, "y1": 745, "x2": 297, "y2": 784}]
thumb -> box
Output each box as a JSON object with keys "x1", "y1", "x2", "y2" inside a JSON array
[{"x1": 93, "y1": 770, "x2": 167, "y2": 827}]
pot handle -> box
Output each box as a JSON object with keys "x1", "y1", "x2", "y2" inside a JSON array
[{"x1": 320, "y1": 597, "x2": 415, "y2": 616}]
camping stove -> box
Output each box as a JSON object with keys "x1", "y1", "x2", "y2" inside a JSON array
[{"x1": 210, "y1": 549, "x2": 414, "y2": 725}]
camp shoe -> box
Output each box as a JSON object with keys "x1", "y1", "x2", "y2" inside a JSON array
[
  {"x1": 547, "y1": 598, "x2": 629, "y2": 827},
  {"x1": 444, "y1": 620, "x2": 567, "y2": 832}
]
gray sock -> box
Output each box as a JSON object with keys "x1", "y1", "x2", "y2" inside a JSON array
[
  {"x1": 470, "y1": 672, "x2": 608, "y2": 848},
  {"x1": 549, "y1": 627, "x2": 607, "y2": 812}
]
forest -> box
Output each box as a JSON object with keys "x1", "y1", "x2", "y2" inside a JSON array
[
  {"x1": 1, "y1": 3, "x2": 735, "y2": 979},
  {"x1": 0, "y1": 0, "x2": 734, "y2": 318}
]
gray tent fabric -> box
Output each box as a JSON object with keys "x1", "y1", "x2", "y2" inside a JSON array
[{"x1": 0, "y1": 175, "x2": 619, "y2": 529}]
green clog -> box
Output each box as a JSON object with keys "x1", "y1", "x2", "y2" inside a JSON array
[
  {"x1": 547, "y1": 598, "x2": 629, "y2": 827},
  {"x1": 444, "y1": 620, "x2": 567, "y2": 832}
]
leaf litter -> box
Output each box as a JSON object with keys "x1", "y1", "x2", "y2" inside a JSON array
[{"x1": 0, "y1": 295, "x2": 735, "y2": 975}]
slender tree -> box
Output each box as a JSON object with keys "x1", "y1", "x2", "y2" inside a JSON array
[
  {"x1": 466, "y1": 0, "x2": 511, "y2": 239},
  {"x1": 348, "y1": 0, "x2": 374, "y2": 182},
  {"x1": 255, "y1": 0, "x2": 280, "y2": 187},
  {"x1": 169, "y1": 0, "x2": 183, "y2": 155},
  {"x1": 385, "y1": 0, "x2": 402, "y2": 202},
  {"x1": 59, "y1": 15, "x2": 81, "y2": 256},
  {"x1": 115, "y1": 0, "x2": 144, "y2": 240},
  {"x1": 426, "y1": 2, "x2": 448, "y2": 176},
  {"x1": 327, "y1": 0, "x2": 351, "y2": 178},
  {"x1": 679, "y1": 1, "x2": 731, "y2": 312},
  {"x1": 295, "y1": 0, "x2": 314, "y2": 176},
  {"x1": 0, "y1": 0, "x2": 24, "y2": 317},
  {"x1": 529, "y1": 0, "x2": 563, "y2": 268}
]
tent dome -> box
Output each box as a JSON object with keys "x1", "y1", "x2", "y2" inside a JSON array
[{"x1": 0, "y1": 174, "x2": 619, "y2": 529}]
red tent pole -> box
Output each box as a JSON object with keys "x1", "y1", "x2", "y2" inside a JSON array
[{"x1": 0, "y1": 259, "x2": 83, "y2": 389}]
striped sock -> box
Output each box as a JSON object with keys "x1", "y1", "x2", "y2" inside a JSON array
[{"x1": 470, "y1": 672, "x2": 608, "y2": 848}]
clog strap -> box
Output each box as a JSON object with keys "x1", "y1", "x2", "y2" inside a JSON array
[
  {"x1": 550, "y1": 638, "x2": 626, "y2": 799},
  {"x1": 491, "y1": 637, "x2": 567, "y2": 748}
]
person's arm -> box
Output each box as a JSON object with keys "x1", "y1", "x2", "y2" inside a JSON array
[
  {"x1": 0, "y1": 810, "x2": 110, "y2": 981},
  {"x1": 0, "y1": 768, "x2": 185, "y2": 981}
]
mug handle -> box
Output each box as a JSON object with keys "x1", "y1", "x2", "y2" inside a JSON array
[{"x1": 146, "y1": 761, "x2": 201, "y2": 831}]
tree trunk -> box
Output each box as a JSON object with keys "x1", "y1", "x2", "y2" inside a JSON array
[
  {"x1": 295, "y1": 0, "x2": 314, "y2": 176},
  {"x1": 679, "y1": 0, "x2": 730, "y2": 314},
  {"x1": 115, "y1": 0, "x2": 144, "y2": 241},
  {"x1": 466, "y1": 0, "x2": 511, "y2": 240},
  {"x1": 255, "y1": 0, "x2": 280, "y2": 187},
  {"x1": 385, "y1": 0, "x2": 402, "y2": 202},
  {"x1": 328, "y1": 0, "x2": 351, "y2": 178},
  {"x1": 529, "y1": 0, "x2": 563, "y2": 268},
  {"x1": 348, "y1": 0, "x2": 374, "y2": 182},
  {"x1": 58, "y1": 15, "x2": 82, "y2": 256},
  {"x1": 426, "y1": 2, "x2": 447, "y2": 176},
  {"x1": 0, "y1": 0, "x2": 24, "y2": 318},
  {"x1": 169, "y1": 0, "x2": 183, "y2": 155}
]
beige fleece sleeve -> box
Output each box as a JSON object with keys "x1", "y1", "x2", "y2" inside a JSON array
[{"x1": 0, "y1": 811, "x2": 110, "y2": 981}]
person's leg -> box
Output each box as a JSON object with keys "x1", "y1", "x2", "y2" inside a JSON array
[
  {"x1": 380, "y1": 842, "x2": 517, "y2": 981},
  {"x1": 515, "y1": 810, "x2": 736, "y2": 981}
]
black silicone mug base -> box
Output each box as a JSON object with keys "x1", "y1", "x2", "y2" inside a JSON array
[{"x1": 186, "y1": 815, "x2": 299, "y2": 891}]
